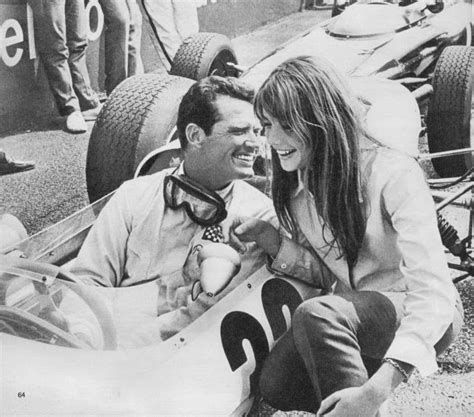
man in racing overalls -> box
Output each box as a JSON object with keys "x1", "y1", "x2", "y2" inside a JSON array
[{"x1": 71, "y1": 76, "x2": 277, "y2": 346}]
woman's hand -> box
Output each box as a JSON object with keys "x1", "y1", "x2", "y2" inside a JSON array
[
  {"x1": 221, "y1": 215, "x2": 281, "y2": 257},
  {"x1": 317, "y1": 360, "x2": 406, "y2": 417},
  {"x1": 316, "y1": 386, "x2": 384, "y2": 417}
]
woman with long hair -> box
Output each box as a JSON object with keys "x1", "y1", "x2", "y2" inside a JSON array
[{"x1": 224, "y1": 56, "x2": 463, "y2": 416}]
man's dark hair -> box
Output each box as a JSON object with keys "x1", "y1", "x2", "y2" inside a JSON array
[{"x1": 177, "y1": 76, "x2": 255, "y2": 149}]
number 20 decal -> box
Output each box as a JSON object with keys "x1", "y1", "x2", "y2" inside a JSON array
[{"x1": 220, "y1": 278, "x2": 303, "y2": 393}]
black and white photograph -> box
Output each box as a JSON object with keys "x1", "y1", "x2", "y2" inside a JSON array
[{"x1": 0, "y1": 0, "x2": 472, "y2": 415}]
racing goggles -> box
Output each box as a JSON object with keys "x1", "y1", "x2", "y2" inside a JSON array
[{"x1": 163, "y1": 174, "x2": 228, "y2": 226}]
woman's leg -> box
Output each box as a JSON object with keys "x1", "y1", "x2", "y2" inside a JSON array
[
  {"x1": 259, "y1": 329, "x2": 318, "y2": 412},
  {"x1": 291, "y1": 292, "x2": 400, "y2": 405},
  {"x1": 259, "y1": 292, "x2": 400, "y2": 412}
]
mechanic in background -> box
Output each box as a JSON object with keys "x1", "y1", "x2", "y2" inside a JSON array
[
  {"x1": 71, "y1": 76, "x2": 277, "y2": 343},
  {"x1": 99, "y1": 0, "x2": 144, "y2": 95},
  {"x1": 28, "y1": 0, "x2": 102, "y2": 133},
  {"x1": 141, "y1": 0, "x2": 199, "y2": 70},
  {"x1": 223, "y1": 56, "x2": 463, "y2": 417}
]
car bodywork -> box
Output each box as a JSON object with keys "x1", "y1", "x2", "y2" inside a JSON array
[
  {"x1": 242, "y1": 0, "x2": 470, "y2": 85},
  {"x1": 0, "y1": 199, "x2": 319, "y2": 415}
]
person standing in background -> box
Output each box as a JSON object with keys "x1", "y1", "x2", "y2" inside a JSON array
[
  {"x1": 141, "y1": 0, "x2": 199, "y2": 70},
  {"x1": 99, "y1": 0, "x2": 144, "y2": 95},
  {"x1": 28, "y1": 0, "x2": 102, "y2": 134}
]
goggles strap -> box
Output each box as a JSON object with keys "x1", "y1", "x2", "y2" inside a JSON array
[{"x1": 163, "y1": 174, "x2": 228, "y2": 226}]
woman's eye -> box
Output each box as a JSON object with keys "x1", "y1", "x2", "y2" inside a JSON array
[{"x1": 281, "y1": 125, "x2": 293, "y2": 132}]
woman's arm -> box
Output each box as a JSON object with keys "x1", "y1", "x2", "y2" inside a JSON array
[
  {"x1": 381, "y1": 158, "x2": 456, "y2": 375},
  {"x1": 221, "y1": 215, "x2": 281, "y2": 255},
  {"x1": 222, "y1": 215, "x2": 335, "y2": 288}
]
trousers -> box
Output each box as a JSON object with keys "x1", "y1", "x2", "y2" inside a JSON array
[
  {"x1": 29, "y1": 0, "x2": 99, "y2": 116},
  {"x1": 259, "y1": 291, "x2": 464, "y2": 413},
  {"x1": 99, "y1": 0, "x2": 143, "y2": 94},
  {"x1": 141, "y1": 0, "x2": 199, "y2": 69}
]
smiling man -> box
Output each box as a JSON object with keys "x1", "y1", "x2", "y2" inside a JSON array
[
  {"x1": 71, "y1": 76, "x2": 276, "y2": 342},
  {"x1": 177, "y1": 80, "x2": 263, "y2": 189}
]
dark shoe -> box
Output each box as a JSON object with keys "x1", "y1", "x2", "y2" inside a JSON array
[{"x1": 0, "y1": 154, "x2": 35, "y2": 175}]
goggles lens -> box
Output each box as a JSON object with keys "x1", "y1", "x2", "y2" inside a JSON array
[{"x1": 164, "y1": 175, "x2": 227, "y2": 226}]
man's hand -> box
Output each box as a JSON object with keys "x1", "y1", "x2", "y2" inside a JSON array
[
  {"x1": 221, "y1": 214, "x2": 281, "y2": 257},
  {"x1": 317, "y1": 386, "x2": 384, "y2": 417}
]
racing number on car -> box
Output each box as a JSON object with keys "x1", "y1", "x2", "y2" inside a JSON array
[
  {"x1": 220, "y1": 278, "x2": 303, "y2": 393},
  {"x1": 220, "y1": 312, "x2": 269, "y2": 393},
  {"x1": 261, "y1": 279, "x2": 303, "y2": 340}
]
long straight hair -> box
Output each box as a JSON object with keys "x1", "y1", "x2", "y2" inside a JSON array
[{"x1": 255, "y1": 56, "x2": 369, "y2": 268}]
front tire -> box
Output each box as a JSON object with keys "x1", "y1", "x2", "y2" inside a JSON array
[{"x1": 170, "y1": 32, "x2": 239, "y2": 80}]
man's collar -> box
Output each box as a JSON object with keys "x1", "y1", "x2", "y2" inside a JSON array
[{"x1": 179, "y1": 162, "x2": 234, "y2": 201}]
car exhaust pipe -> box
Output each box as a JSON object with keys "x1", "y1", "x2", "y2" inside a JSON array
[
  {"x1": 225, "y1": 62, "x2": 248, "y2": 75},
  {"x1": 433, "y1": 183, "x2": 474, "y2": 211},
  {"x1": 419, "y1": 147, "x2": 474, "y2": 160},
  {"x1": 411, "y1": 84, "x2": 433, "y2": 102},
  {"x1": 432, "y1": 190, "x2": 474, "y2": 210}
]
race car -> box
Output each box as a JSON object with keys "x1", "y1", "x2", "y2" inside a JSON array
[{"x1": 1, "y1": 1, "x2": 473, "y2": 415}]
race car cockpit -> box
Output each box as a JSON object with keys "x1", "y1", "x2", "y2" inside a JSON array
[
  {"x1": 327, "y1": 0, "x2": 447, "y2": 38},
  {"x1": 0, "y1": 259, "x2": 117, "y2": 350}
]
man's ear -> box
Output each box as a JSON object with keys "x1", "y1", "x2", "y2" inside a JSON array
[{"x1": 185, "y1": 123, "x2": 205, "y2": 148}]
